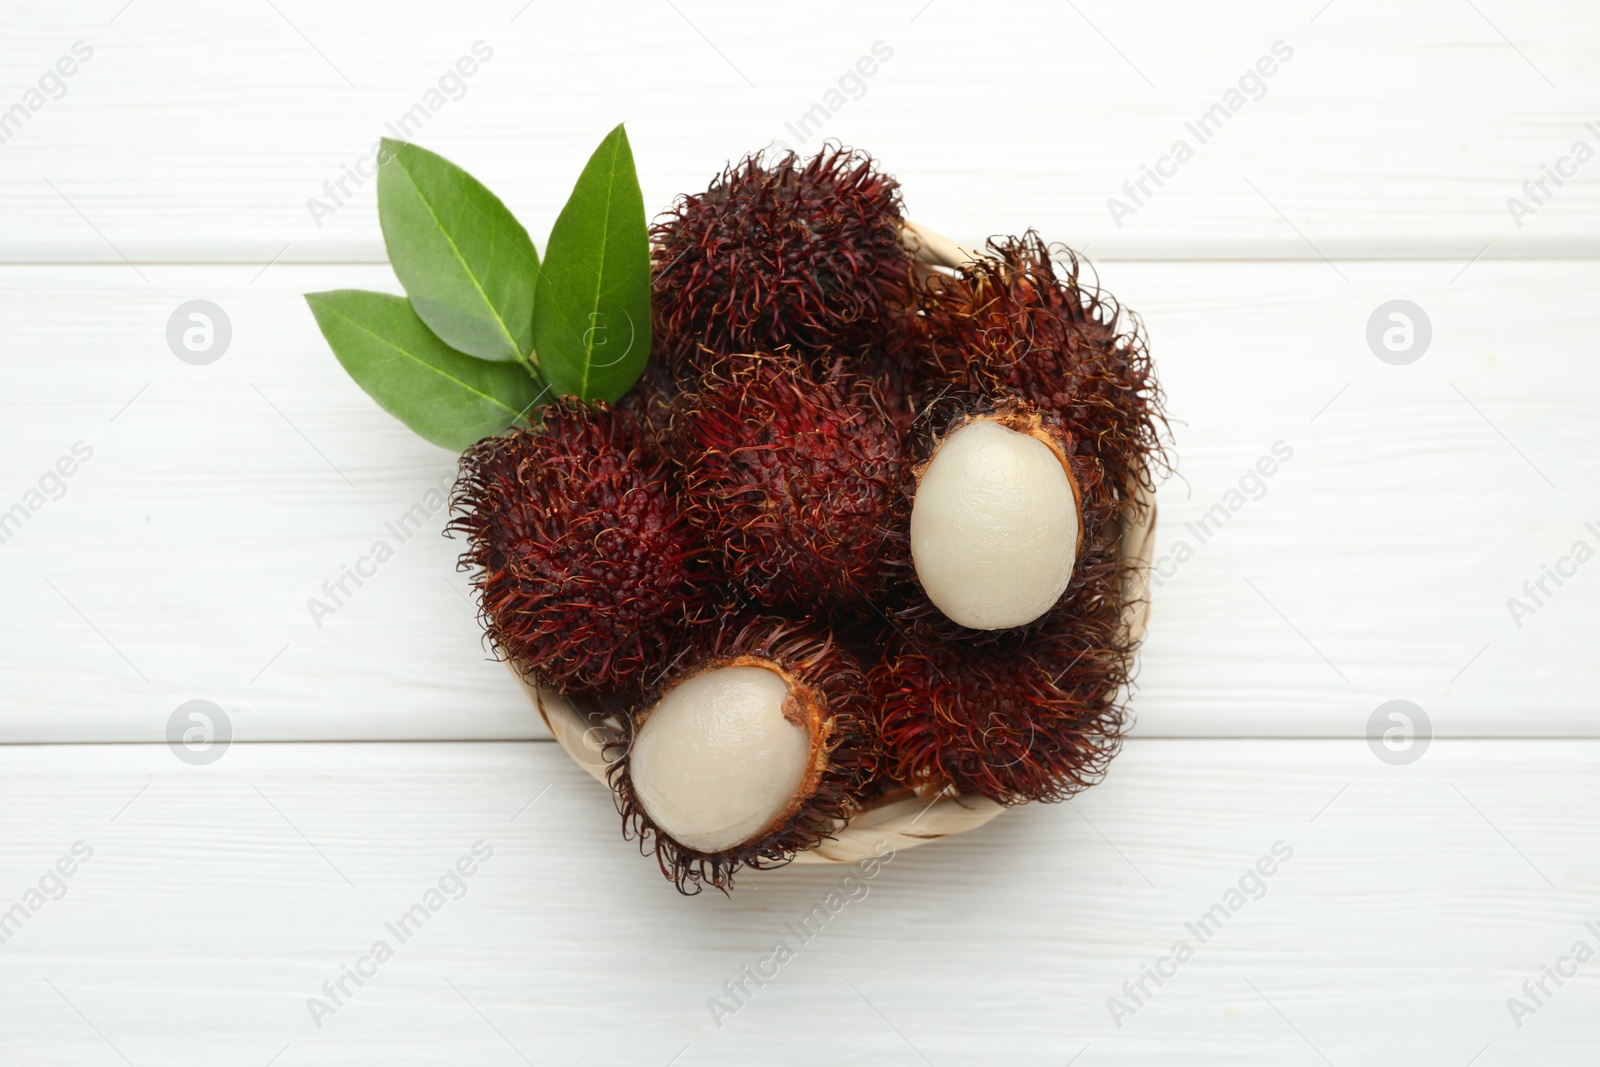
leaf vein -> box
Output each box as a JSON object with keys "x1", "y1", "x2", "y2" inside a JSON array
[
  {"x1": 322, "y1": 305, "x2": 519, "y2": 415},
  {"x1": 396, "y1": 155, "x2": 522, "y2": 360},
  {"x1": 581, "y1": 139, "x2": 620, "y2": 399}
]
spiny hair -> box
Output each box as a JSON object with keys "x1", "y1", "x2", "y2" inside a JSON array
[
  {"x1": 650, "y1": 144, "x2": 914, "y2": 377},
  {"x1": 609, "y1": 616, "x2": 878, "y2": 894},
  {"x1": 910, "y1": 230, "x2": 1170, "y2": 518},
  {"x1": 449, "y1": 399, "x2": 712, "y2": 697},
  {"x1": 868, "y1": 502, "x2": 1137, "y2": 803},
  {"x1": 671, "y1": 350, "x2": 908, "y2": 611}
]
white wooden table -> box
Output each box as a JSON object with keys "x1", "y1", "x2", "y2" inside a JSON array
[{"x1": 2, "y1": 2, "x2": 1597, "y2": 1063}]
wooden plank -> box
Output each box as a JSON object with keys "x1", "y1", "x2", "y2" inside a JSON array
[
  {"x1": 0, "y1": 1, "x2": 1597, "y2": 261},
  {"x1": 0, "y1": 260, "x2": 1594, "y2": 741},
  {"x1": 0, "y1": 739, "x2": 1592, "y2": 1064}
]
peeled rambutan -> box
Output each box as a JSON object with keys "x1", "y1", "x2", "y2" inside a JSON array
[
  {"x1": 904, "y1": 398, "x2": 1087, "y2": 631},
  {"x1": 672, "y1": 351, "x2": 907, "y2": 611},
  {"x1": 650, "y1": 144, "x2": 914, "y2": 377},
  {"x1": 610, "y1": 616, "x2": 877, "y2": 893},
  {"x1": 911, "y1": 230, "x2": 1168, "y2": 523},
  {"x1": 449, "y1": 399, "x2": 711, "y2": 697}
]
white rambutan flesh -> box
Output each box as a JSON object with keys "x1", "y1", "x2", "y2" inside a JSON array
[
  {"x1": 628, "y1": 665, "x2": 811, "y2": 854},
  {"x1": 910, "y1": 417, "x2": 1080, "y2": 630}
]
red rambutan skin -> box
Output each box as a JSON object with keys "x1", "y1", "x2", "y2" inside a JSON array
[
  {"x1": 671, "y1": 352, "x2": 908, "y2": 611},
  {"x1": 884, "y1": 233, "x2": 1168, "y2": 635},
  {"x1": 650, "y1": 144, "x2": 914, "y2": 377},
  {"x1": 449, "y1": 399, "x2": 712, "y2": 698},
  {"x1": 869, "y1": 511, "x2": 1134, "y2": 804},
  {"x1": 609, "y1": 615, "x2": 879, "y2": 894},
  {"x1": 910, "y1": 231, "x2": 1169, "y2": 520},
  {"x1": 868, "y1": 634, "x2": 1128, "y2": 804},
  {"x1": 612, "y1": 358, "x2": 681, "y2": 454}
]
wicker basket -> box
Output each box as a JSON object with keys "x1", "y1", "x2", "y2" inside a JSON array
[{"x1": 517, "y1": 222, "x2": 1158, "y2": 864}]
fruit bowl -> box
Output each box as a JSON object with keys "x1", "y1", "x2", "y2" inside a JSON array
[
  {"x1": 517, "y1": 220, "x2": 1160, "y2": 865},
  {"x1": 305, "y1": 130, "x2": 1168, "y2": 892}
]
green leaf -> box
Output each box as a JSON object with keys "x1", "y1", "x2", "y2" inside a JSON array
[
  {"x1": 377, "y1": 138, "x2": 539, "y2": 364},
  {"x1": 531, "y1": 123, "x2": 651, "y2": 402},
  {"x1": 306, "y1": 290, "x2": 545, "y2": 451}
]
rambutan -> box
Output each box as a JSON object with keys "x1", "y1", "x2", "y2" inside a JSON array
[
  {"x1": 612, "y1": 357, "x2": 681, "y2": 454},
  {"x1": 611, "y1": 616, "x2": 877, "y2": 893},
  {"x1": 868, "y1": 553, "x2": 1133, "y2": 804},
  {"x1": 672, "y1": 351, "x2": 907, "y2": 611},
  {"x1": 911, "y1": 230, "x2": 1168, "y2": 522},
  {"x1": 650, "y1": 145, "x2": 914, "y2": 378},
  {"x1": 449, "y1": 399, "x2": 712, "y2": 697},
  {"x1": 900, "y1": 397, "x2": 1087, "y2": 632}
]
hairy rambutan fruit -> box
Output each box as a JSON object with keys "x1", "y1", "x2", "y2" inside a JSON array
[
  {"x1": 611, "y1": 616, "x2": 876, "y2": 893},
  {"x1": 905, "y1": 399, "x2": 1084, "y2": 631},
  {"x1": 911, "y1": 230, "x2": 1168, "y2": 522},
  {"x1": 612, "y1": 358, "x2": 681, "y2": 455},
  {"x1": 449, "y1": 398, "x2": 711, "y2": 697},
  {"x1": 874, "y1": 417, "x2": 1141, "y2": 803},
  {"x1": 650, "y1": 145, "x2": 914, "y2": 377},
  {"x1": 869, "y1": 585, "x2": 1131, "y2": 804},
  {"x1": 672, "y1": 351, "x2": 906, "y2": 610}
]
